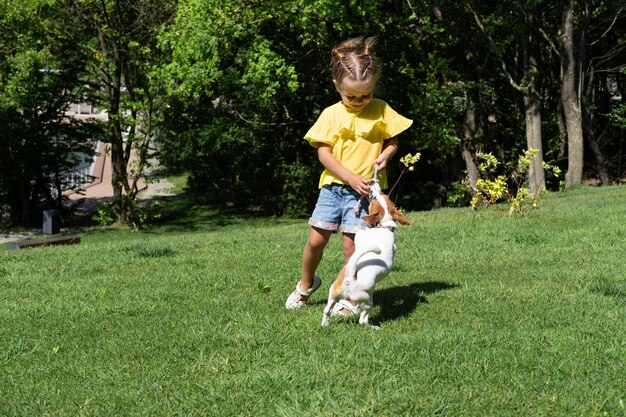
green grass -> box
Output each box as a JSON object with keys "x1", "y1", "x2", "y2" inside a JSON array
[{"x1": 1, "y1": 186, "x2": 626, "y2": 416}]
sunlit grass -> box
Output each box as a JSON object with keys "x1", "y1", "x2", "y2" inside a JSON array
[{"x1": 1, "y1": 185, "x2": 626, "y2": 416}]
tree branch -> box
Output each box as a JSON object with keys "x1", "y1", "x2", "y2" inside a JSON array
[
  {"x1": 538, "y1": 26, "x2": 560, "y2": 57},
  {"x1": 590, "y1": 8, "x2": 623, "y2": 47},
  {"x1": 466, "y1": 4, "x2": 526, "y2": 93},
  {"x1": 589, "y1": 41, "x2": 626, "y2": 70},
  {"x1": 233, "y1": 109, "x2": 303, "y2": 127}
]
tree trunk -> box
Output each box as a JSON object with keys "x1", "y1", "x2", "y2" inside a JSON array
[
  {"x1": 556, "y1": 100, "x2": 567, "y2": 160},
  {"x1": 523, "y1": 15, "x2": 545, "y2": 195},
  {"x1": 583, "y1": 71, "x2": 609, "y2": 185},
  {"x1": 461, "y1": 107, "x2": 480, "y2": 190},
  {"x1": 525, "y1": 87, "x2": 545, "y2": 194},
  {"x1": 108, "y1": 51, "x2": 130, "y2": 223},
  {"x1": 97, "y1": 18, "x2": 132, "y2": 224},
  {"x1": 561, "y1": 0, "x2": 584, "y2": 188},
  {"x1": 579, "y1": 1, "x2": 609, "y2": 186}
]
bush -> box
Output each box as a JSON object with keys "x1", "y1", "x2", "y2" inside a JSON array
[
  {"x1": 160, "y1": 112, "x2": 316, "y2": 216},
  {"x1": 93, "y1": 199, "x2": 162, "y2": 228},
  {"x1": 469, "y1": 149, "x2": 561, "y2": 216},
  {"x1": 92, "y1": 202, "x2": 116, "y2": 226}
]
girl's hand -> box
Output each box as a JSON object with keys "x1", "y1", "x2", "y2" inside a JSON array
[
  {"x1": 317, "y1": 145, "x2": 371, "y2": 196},
  {"x1": 348, "y1": 174, "x2": 371, "y2": 196},
  {"x1": 373, "y1": 154, "x2": 390, "y2": 171},
  {"x1": 374, "y1": 138, "x2": 398, "y2": 171}
]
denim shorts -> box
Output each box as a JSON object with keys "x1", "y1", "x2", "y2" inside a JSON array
[{"x1": 308, "y1": 184, "x2": 369, "y2": 234}]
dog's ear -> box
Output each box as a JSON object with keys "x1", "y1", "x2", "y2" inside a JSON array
[
  {"x1": 362, "y1": 199, "x2": 382, "y2": 226},
  {"x1": 384, "y1": 196, "x2": 411, "y2": 225},
  {"x1": 392, "y1": 208, "x2": 411, "y2": 225}
]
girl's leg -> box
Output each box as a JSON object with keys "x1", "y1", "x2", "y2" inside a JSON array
[
  {"x1": 298, "y1": 227, "x2": 333, "y2": 300},
  {"x1": 342, "y1": 232, "x2": 356, "y2": 261}
]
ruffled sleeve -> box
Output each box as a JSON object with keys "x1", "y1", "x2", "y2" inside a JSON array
[
  {"x1": 381, "y1": 103, "x2": 413, "y2": 139},
  {"x1": 304, "y1": 107, "x2": 339, "y2": 148}
]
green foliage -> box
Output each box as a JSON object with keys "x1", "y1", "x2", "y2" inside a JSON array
[
  {"x1": 389, "y1": 152, "x2": 421, "y2": 195},
  {"x1": 400, "y1": 152, "x2": 421, "y2": 170},
  {"x1": 92, "y1": 202, "x2": 116, "y2": 226},
  {"x1": 156, "y1": 0, "x2": 466, "y2": 214},
  {"x1": 129, "y1": 201, "x2": 163, "y2": 229},
  {"x1": 470, "y1": 149, "x2": 561, "y2": 216},
  {"x1": 0, "y1": 0, "x2": 101, "y2": 225},
  {"x1": 93, "y1": 200, "x2": 162, "y2": 228},
  {"x1": 118, "y1": 194, "x2": 163, "y2": 229},
  {"x1": 280, "y1": 163, "x2": 318, "y2": 217},
  {"x1": 508, "y1": 149, "x2": 561, "y2": 216},
  {"x1": 1, "y1": 0, "x2": 625, "y2": 221},
  {"x1": 238, "y1": 38, "x2": 300, "y2": 106},
  {"x1": 446, "y1": 180, "x2": 472, "y2": 206},
  {"x1": 607, "y1": 103, "x2": 626, "y2": 130},
  {"x1": 400, "y1": 68, "x2": 463, "y2": 165},
  {"x1": 470, "y1": 151, "x2": 509, "y2": 209},
  {"x1": 473, "y1": 175, "x2": 509, "y2": 208}
]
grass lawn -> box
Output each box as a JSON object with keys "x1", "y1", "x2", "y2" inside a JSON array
[{"x1": 1, "y1": 185, "x2": 626, "y2": 416}]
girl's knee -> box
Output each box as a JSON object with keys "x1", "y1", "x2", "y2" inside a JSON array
[
  {"x1": 306, "y1": 238, "x2": 326, "y2": 254},
  {"x1": 307, "y1": 228, "x2": 332, "y2": 251},
  {"x1": 342, "y1": 233, "x2": 355, "y2": 260}
]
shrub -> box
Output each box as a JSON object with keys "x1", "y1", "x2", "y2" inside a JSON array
[
  {"x1": 92, "y1": 202, "x2": 116, "y2": 226},
  {"x1": 469, "y1": 148, "x2": 561, "y2": 216}
]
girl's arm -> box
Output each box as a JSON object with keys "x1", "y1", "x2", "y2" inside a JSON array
[
  {"x1": 317, "y1": 144, "x2": 371, "y2": 196},
  {"x1": 373, "y1": 138, "x2": 398, "y2": 171}
]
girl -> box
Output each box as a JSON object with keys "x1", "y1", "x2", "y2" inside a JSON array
[{"x1": 285, "y1": 37, "x2": 412, "y2": 315}]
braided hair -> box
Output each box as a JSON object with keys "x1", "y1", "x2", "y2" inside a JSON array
[{"x1": 331, "y1": 37, "x2": 381, "y2": 86}]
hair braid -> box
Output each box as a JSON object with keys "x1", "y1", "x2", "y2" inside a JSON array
[{"x1": 331, "y1": 36, "x2": 381, "y2": 86}]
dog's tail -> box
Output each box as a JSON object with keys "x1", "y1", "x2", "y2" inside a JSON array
[{"x1": 344, "y1": 242, "x2": 382, "y2": 282}]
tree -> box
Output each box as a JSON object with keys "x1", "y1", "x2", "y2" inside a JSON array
[
  {"x1": 5, "y1": 0, "x2": 622, "y2": 225},
  {"x1": 580, "y1": 1, "x2": 626, "y2": 185},
  {"x1": 408, "y1": 1, "x2": 518, "y2": 197},
  {"x1": 67, "y1": 0, "x2": 176, "y2": 224},
  {"x1": 0, "y1": 0, "x2": 99, "y2": 226},
  {"x1": 158, "y1": 0, "x2": 478, "y2": 212},
  {"x1": 539, "y1": 1, "x2": 625, "y2": 187},
  {"x1": 156, "y1": 0, "x2": 307, "y2": 213},
  {"x1": 468, "y1": 2, "x2": 548, "y2": 195},
  {"x1": 560, "y1": 0, "x2": 585, "y2": 187}
]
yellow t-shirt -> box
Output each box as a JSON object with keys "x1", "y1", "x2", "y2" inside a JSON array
[{"x1": 304, "y1": 99, "x2": 413, "y2": 189}]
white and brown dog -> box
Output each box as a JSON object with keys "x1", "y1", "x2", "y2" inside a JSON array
[{"x1": 321, "y1": 181, "x2": 410, "y2": 328}]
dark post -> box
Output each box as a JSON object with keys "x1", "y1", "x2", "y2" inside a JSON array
[{"x1": 42, "y1": 210, "x2": 60, "y2": 235}]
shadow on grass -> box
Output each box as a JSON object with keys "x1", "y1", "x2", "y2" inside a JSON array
[
  {"x1": 72, "y1": 192, "x2": 290, "y2": 238},
  {"x1": 46, "y1": 192, "x2": 284, "y2": 244},
  {"x1": 311, "y1": 280, "x2": 459, "y2": 326},
  {"x1": 148, "y1": 194, "x2": 284, "y2": 233},
  {"x1": 373, "y1": 281, "x2": 459, "y2": 324},
  {"x1": 591, "y1": 279, "x2": 626, "y2": 301}
]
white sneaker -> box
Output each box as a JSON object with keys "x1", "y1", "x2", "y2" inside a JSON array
[{"x1": 285, "y1": 275, "x2": 322, "y2": 309}]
